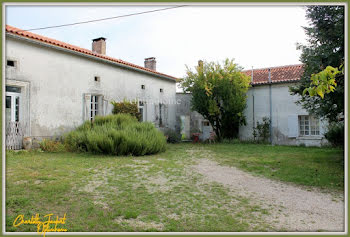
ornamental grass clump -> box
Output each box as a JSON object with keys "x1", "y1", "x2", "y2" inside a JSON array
[{"x1": 64, "y1": 114, "x2": 166, "y2": 156}]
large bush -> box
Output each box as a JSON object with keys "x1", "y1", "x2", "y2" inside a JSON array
[
  {"x1": 64, "y1": 114, "x2": 166, "y2": 156},
  {"x1": 325, "y1": 121, "x2": 344, "y2": 147}
]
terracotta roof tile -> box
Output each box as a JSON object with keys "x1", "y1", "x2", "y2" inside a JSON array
[
  {"x1": 242, "y1": 64, "x2": 304, "y2": 85},
  {"x1": 5, "y1": 25, "x2": 177, "y2": 81}
]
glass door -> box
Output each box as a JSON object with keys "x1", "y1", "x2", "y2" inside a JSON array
[{"x1": 6, "y1": 92, "x2": 21, "y2": 123}]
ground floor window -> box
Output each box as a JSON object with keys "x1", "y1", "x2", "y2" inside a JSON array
[
  {"x1": 298, "y1": 115, "x2": 320, "y2": 136},
  {"x1": 90, "y1": 95, "x2": 99, "y2": 121},
  {"x1": 138, "y1": 101, "x2": 145, "y2": 122}
]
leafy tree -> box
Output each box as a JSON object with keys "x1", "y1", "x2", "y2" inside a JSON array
[
  {"x1": 290, "y1": 6, "x2": 344, "y2": 122},
  {"x1": 180, "y1": 59, "x2": 250, "y2": 141},
  {"x1": 303, "y1": 65, "x2": 341, "y2": 98}
]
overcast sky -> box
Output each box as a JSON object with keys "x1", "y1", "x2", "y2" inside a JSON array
[{"x1": 6, "y1": 4, "x2": 309, "y2": 78}]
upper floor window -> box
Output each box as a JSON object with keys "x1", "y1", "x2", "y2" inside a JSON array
[
  {"x1": 7, "y1": 60, "x2": 16, "y2": 67},
  {"x1": 141, "y1": 85, "x2": 145, "y2": 90},
  {"x1": 299, "y1": 115, "x2": 320, "y2": 136},
  {"x1": 94, "y1": 76, "x2": 100, "y2": 82}
]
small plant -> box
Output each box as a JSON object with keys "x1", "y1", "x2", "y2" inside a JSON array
[
  {"x1": 253, "y1": 117, "x2": 270, "y2": 143},
  {"x1": 162, "y1": 128, "x2": 181, "y2": 143},
  {"x1": 325, "y1": 121, "x2": 344, "y2": 147},
  {"x1": 111, "y1": 99, "x2": 141, "y2": 121},
  {"x1": 39, "y1": 139, "x2": 66, "y2": 152},
  {"x1": 123, "y1": 210, "x2": 139, "y2": 219}
]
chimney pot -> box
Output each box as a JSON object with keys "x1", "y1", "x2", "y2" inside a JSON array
[
  {"x1": 144, "y1": 57, "x2": 156, "y2": 71},
  {"x1": 92, "y1": 37, "x2": 107, "y2": 55}
]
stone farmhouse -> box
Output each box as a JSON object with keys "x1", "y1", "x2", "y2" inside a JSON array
[
  {"x1": 5, "y1": 25, "x2": 177, "y2": 149},
  {"x1": 5, "y1": 25, "x2": 328, "y2": 149}
]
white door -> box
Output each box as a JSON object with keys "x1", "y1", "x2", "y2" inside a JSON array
[
  {"x1": 6, "y1": 86, "x2": 23, "y2": 150},
  {"x1": 6, "y1": 92, "x2": 21, "y2": 122}
]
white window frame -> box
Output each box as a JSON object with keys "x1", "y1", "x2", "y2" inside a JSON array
[{"x1": 298, "y1": 115, "x2": 320, "y2": 136}]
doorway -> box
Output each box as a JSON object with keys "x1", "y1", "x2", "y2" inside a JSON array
[{"x1": 6, "y1": 86, "x2": 23, "y2": 150}]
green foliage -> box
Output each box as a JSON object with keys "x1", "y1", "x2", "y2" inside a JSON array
[
  {"x1": 111, "y1": 100, "x2": 141, "y2": 121},
  {"x1": 290, "y1": 6, "x2": 344, "y2": 122},
  {"x1": 162, "y1": 128, "x2": 181, "y2": 143},
  {"x1": 39, "y1": 139, "x2": 66, "y2": 152},
  {"x1": 303, "y1": 65, "x2": 341, "y2": 99},
  {"x1": 253, "y1": 117, "x2": 270, "y2": 143},
  {"x1": 64, "y1": 114, "x2": 166, "y2": 156},
  {"x1": 325, "y1": 121, "x2": 344, "y2": 147},
  {"x1": 180, "y1": 59, "x2": 250, "y2": 140}
]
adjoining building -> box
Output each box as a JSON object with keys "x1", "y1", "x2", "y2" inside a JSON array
[
  {"x1": 240, "y1": 65, "x2": 328, "y2": 146},
  {"x1": 175, "y1": 63, "x2": 329, "y2": 146}
]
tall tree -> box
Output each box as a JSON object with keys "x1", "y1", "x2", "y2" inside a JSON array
[
  {"x1": 290, "y1": 6, "x2": 344, "y2": 122},
  {"x1": 180, "y1": 59, "x2": 250, "y2": 140}
]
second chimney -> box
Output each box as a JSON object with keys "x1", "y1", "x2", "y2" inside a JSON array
[
  {"x1": 92, "y1": 37, "x2": 107, "y2": 55},
  {"x1": 144, "y1": 57, "x2": 156, "y2": 71}
]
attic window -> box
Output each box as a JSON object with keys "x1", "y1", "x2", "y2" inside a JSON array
[
  {"x1": 7, "y1": 60, "x2": 16, "y2": 67},
  {"x1": 160, "y1": 88, "x2": 163, "y2": 93},
  {"x1": 141, "y1": 85, "x2": 145, "y2": 90},
  {"x1": 94, "y1": 76, "x2": 100, "y2": 82}
]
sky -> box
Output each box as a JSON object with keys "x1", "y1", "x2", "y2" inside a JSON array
[{"x1": 6, "y1": 4, "x2": 309, "y2": 79}]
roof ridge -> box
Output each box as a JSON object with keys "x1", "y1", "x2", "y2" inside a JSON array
[
  {"x1": 243, "y1": 64, "x2": 304, "y2": 72},
  {"x1": 5, "y1": 25, "x2": 177, "y2": 81}
]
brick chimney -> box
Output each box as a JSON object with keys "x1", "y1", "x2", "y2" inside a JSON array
[
  {"x1": 92, "y1": 37, "x2": 106, "y2": 55},
  {"x1": 144, "y1": 57, "x2": 156, "y2": 71}
]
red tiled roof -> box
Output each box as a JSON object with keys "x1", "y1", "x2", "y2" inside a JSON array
[
  {"x1": 5, "y1": 25, "x2": 177, "y2": 81},
  {"x1": 242, "y1": 64, "x2": 304, "y2": 85}
]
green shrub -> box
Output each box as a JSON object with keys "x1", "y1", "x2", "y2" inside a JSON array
[
  {"x1": 325, "y1": 121, "x2": 344, "y2": 147},
  {"x1": 111, "y1": 100, "x2": 141, "y2": 121},
  {"x1": 253, "y1": 117, "x2": 270, "y2": 143},
  {"x1": 39, "y1": 139, "x2": 66, "y2": 152},
  {"x1": 64, "y1": 114, "x2": 166, "y2": 156},
  {"x1": 162, "y1": 128, "x2": 181, "y2": 143}
]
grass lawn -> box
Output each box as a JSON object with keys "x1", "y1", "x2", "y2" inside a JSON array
[
  {"x1": 6, "y1": 143, "x2": 344, "y2": 232},
  {"x1": 206, "y1": 143, "x2": 344, "y2": 190}
]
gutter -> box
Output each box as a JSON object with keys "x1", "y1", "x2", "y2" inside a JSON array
[
  {"x1": 6, "y1": 33, "x2": 177, "y2": 82},
  {"x1": 268, "y1": 68, "x2": 273, "y2": 144},
  {"x1": 251, "y1": 67, "x2": 255, "y2": 130}
]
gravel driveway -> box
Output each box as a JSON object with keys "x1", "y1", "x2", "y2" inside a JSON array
[{"x1": 192, "y1": 158, "x2": 345, "y2": 232}]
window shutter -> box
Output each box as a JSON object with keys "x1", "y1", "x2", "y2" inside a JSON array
[
  {"x1": 288, "y1": 115, "x2": 298, "y2": 138},
  {"x1": 97, "y1": 95, "x2": 104, "y2": 116},
  {"x1": 84, "y1": 94, "x2": 91, "y2": 121},
  {"x1": 103, "y1": 98, "x2": 109, "y2": 115},
  {"x1": 164, "y1": 104, "x2": 168, "y2": 127},
  {"x1": 319, "y1": 119, "x2": 326, "y2": 136}
]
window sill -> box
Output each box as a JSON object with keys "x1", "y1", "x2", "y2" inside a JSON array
[{"x1": 297, "y1": 136, "x2": 323, "y2": 140}]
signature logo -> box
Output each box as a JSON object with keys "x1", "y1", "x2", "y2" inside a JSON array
[{"x1": 13, "y1": 213, "x2": 67, "y2": 236}]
